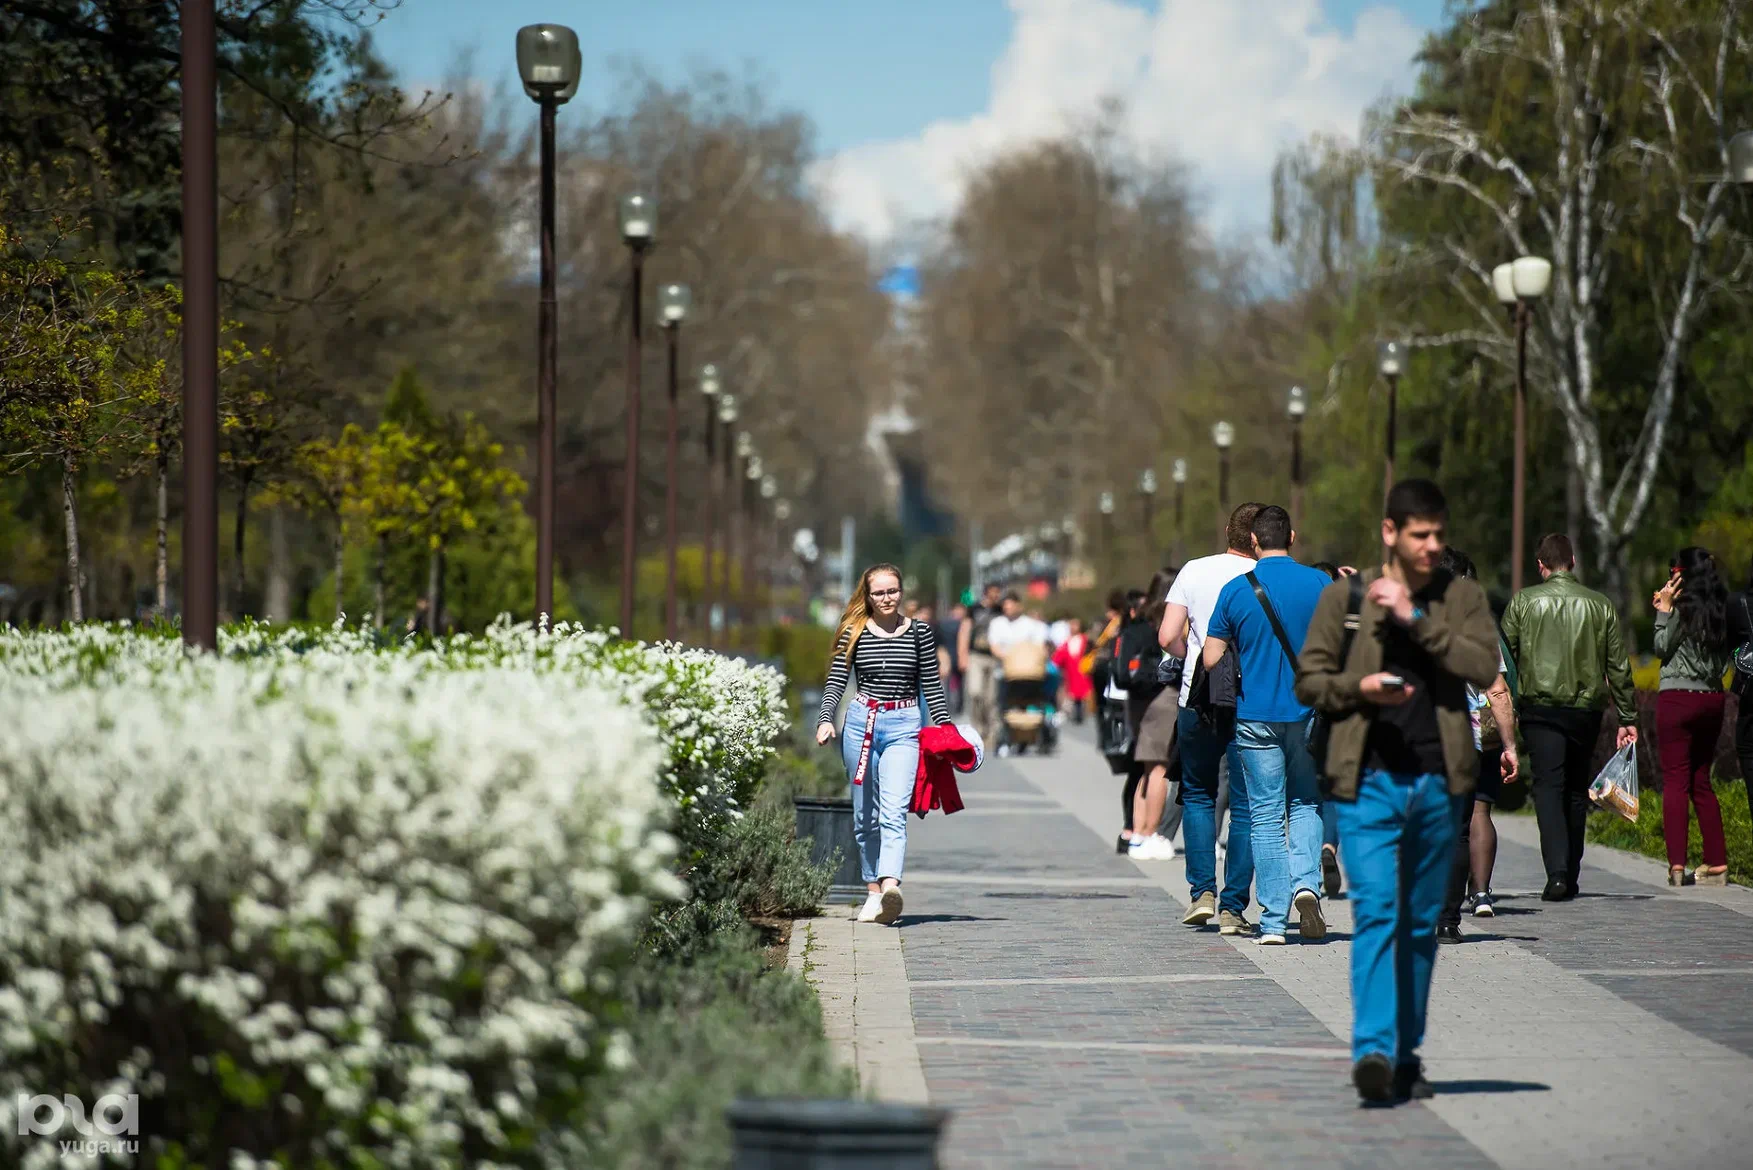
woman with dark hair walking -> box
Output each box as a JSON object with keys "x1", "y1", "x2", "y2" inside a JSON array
[
  {"x1": 818, "y1": 563, "x2": 954, "y2": 922},
  {"x1": 1118, "y1": 570, "x2": 1184, "y2": 859},
  {"x1": 1652, "y1": 547, "x2": 1733, "y2": 886}
]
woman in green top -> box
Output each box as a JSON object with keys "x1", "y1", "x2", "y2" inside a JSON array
[{"x1": 1651, "y1": 547, "x2": 1733, "y2": 886}]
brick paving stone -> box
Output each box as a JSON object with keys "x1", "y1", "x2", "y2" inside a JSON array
[{"x1": 886, "y1": 731, "x2": 1753, "y2": 1170}]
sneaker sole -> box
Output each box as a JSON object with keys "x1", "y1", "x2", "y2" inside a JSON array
[
  {"x1": 875, "y1": 889, "x2": 903, "y2": 925},
  {"x1": 1294, "y1": 891, "x2": 1326, "y2": 940},
  {"x1": 1473, "y1": 904, "x2": 1495, "y2": 918},
  {"x1": 1182, "y1": 903, "x2": 1216, "y2": 926}
]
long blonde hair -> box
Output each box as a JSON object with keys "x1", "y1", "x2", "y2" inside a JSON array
[{"x1": 831, "y1": 563, "x2": 905, "y2": 664}]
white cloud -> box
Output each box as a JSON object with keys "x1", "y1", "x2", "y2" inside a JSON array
[{"x1": 808, "y1": 0, "x2": 1423, "y2": 245}]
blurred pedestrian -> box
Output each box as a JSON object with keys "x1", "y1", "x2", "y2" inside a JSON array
[
  {"x1": 1434, "y1": 547, "x2": 1520, "y2": 942},
  {"x1": 1731, "y1": 566, "x2": 1753, "y2": 827},
  {"x1": 1052, "y1": 616, "x2": 1093, "y2": 724},
  {"x1": 940, "y1": 602, "x2": 969, "y2": 715},
  {"x1": 960, "y1": 583, "x2": 1004, "y2": 746},
  {"x1": 1652, "y1": 547, "x2": 1733, "y2": 886},
  {"x1": 1125, "y1": 569, "x2": 1184, "y2": 861},
  {"x1": 1202, "y1": 505, "x2": 1332, "y2": 944},
  {"x1": 1161, "y1": 503, "x2": 1264, "y2": 935},
  {"x1": 1501, "y1": 533, "x2": 1638, "y2": 901}
]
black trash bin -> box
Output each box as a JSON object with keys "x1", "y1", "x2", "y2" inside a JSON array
[
  {"x1": 728, "y1": 1099, "x2": 948, "y2": 1170},
  {"x1": 793, "y1": 796, "x2": 863, "y2": 905}
]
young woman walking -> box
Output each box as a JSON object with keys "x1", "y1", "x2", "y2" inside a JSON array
[
  {"x1": 1652, "y1": 547, "x2": 1734, "y2": 886},
  {"x1": 818, "y1": 563, "x2": 953, "y2": 924}
]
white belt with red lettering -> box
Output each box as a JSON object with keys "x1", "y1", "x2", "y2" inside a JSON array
[{"x1": 851, "y1": 694, "x2": 917, "y2": 785}]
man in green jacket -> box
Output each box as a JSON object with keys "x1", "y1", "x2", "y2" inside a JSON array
[
  {"x1": 1500, "y1": 534, "x2": 1638, "y2": 902},
  {"x1": 1295, "y1": 479, "x2": 1500, "y2": 1105}
]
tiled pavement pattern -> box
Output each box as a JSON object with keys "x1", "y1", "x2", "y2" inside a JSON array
[{"x1": 887, "y1": 731, "x2": 1753, "y2": 1170}]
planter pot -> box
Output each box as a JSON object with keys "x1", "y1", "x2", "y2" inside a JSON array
[
  {"x1": 728, "y1": 1099, "x2": 948, "y2": 1169},
  {"x1": 793, "y1": 796, "x2": 864, "y2": 904}
]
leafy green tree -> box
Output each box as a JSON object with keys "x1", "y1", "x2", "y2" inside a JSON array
[
  {"x1": 0, "y1": 219, "x2": 150, "y2": 620},
  {"x1": 258, "y1": 425, "x2": 369, "y2": 621}
]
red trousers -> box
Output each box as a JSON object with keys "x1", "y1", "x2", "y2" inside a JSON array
[{"x1": 1655, "y1": 689, "x2": 1727, "y2": 868}]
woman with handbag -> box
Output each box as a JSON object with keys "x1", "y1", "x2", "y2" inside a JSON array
[{"x1": 1652, "y1": 547, "x2": 1733, "y2": 886}]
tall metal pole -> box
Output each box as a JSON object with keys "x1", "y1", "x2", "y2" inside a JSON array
[
  {"x1": 619, "y1": 247, "x2": 646, "y2": 636},
  {"x1": 1512, "y1": 303, "x2": 1529, "y2": 594},
  {"x1": 1100, "y1": 513, "x2": 1113, "y2": 579},
  {"x1": 702, "y1": 403, "x2": 717, "y2": 644},
  {"x1": 1173, "y1": 482, "x2": 1185, "y2": 565},
  {"x1": 662, "y1": 325, "x2": 681, "y2": 641},
  {"x1": 1383, "y1": 373, "x2": 1399, "y2": 506},
  {"x1": 181, "y1": 0, "x2": 218, "y2": 650},
  {"x1": 1141, "y1": 493, "x2": 1156, "y2": 568},
  {"x1": 1290, "y1": 419, "x2": 1304, "y2": 537},
  {"x1": 1217, "y1": 452, "x2": 1232, "y2": 551},
  {"x1": 967, "y1": 519, "x2": 980, "y2": 596},
  {"x1": 728, "y1": 454, "x2": 744, "y2": 643},
  {"x1": 535, "y1": 99, "x2": 558, "y2": 625},
  {"x1": 845, "y1": 515, "x2": 859, "y2": 599}
]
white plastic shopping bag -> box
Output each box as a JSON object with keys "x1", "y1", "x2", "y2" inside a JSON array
[{"x1": 1588, "y1": 743, "x2": 1641, "y2": 822}]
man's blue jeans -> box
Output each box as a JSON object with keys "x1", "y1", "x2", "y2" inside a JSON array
[
  {"x1": 1177, "y1": 707, "x2": 1252, "y2": 914},
  {"x1": 1335, "y1": 769, "x2": 1455, "y2": 1064},
  {"x1": 1236, "y1": 720, "x2": 1323, "y2": 936}
]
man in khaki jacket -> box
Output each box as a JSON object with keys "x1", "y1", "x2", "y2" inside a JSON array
[{"x1": 1294, "y1": 479, "x2": 1500, "y2": 1106}]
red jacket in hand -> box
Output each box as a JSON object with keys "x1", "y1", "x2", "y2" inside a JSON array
[{"x1": 912, "y1": 723, "x2": 978, "y2": 818}]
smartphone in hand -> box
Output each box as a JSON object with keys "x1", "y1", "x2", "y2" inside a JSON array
[{"x1": 1379, "y1": 675, "x2": 1408, "y2": 692}]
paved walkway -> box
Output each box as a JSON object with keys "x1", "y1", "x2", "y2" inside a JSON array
[{"x1": 803, "y1": 728, "x2": 1753, "y2": 1170}]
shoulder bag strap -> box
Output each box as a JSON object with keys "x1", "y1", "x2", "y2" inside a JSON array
[
  {"x1": 1246, "y1": 571, "x2": 1300, "y2": 667},
  {"x1": 1335, "y1": 573, "x2": 1364, "y2": 670}
]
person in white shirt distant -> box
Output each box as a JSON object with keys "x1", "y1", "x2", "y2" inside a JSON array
[{"x1": 1157, "y1": 503, "x2": 1264, "y2": 936}]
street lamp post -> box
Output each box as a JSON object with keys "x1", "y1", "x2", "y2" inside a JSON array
[
  {"x1": 774, "y1": 498, "x2": 792, "y2": 622},
  {"x1": 618, "y1": 192, "x2": 656, "y2": 637},
  {"x1": 1287, "y1": 385, "x2": 1307, "y2": 534},
  {"x1": 1171, "y1": 458, "x2": 1187, "y2": 565},
  {"x1": 181, "y1": 0, "x2": 219, "y2": 648},
  {"x1": 658, "y1": 283, "x2": 691, "y2": 641},
  {"x1": 716, "y1": 395, "x2": 740, "y2": 638},
  {"x1": 516, "y1": 25, "x2": 582, "y2": 627},
  {"x1": 1212, "y1": 422, "x2": 1234, "y2": 550},
  {"x1": 1098, "y1": 491, "x2": 1115, "y2": 579},
  {"x1": 1137, "y1": 469, "x2": 1158, "y2": 567},
  {"x1": 745, "y1": 455, "x2": 763, "y2": 633},
  {"x1": 733, "y1": 431, "x2": 753, "y2": 641},
  {"x1": 699, "y1": 365, "x2": 721, "y2": 642},
  {"x1": 1377, "y1": 341, "x2": 1405, "y2": 504},
  {"x1": 1493, "y1": 257, "x2": 1551, "y2": 593},
  {"x1": 761, "y1": 474, "x2": 779, "y2": 623}
]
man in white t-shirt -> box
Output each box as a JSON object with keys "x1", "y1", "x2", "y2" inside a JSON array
[
  {"x1": 987, "y1": 593, "x2": 1050, "y2": 654},
  {"x1": 1157, "y1": 502, "x2": 1264, "y2": 934}
]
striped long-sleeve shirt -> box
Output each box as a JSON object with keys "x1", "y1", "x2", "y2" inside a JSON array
[{"x1": 819, "y1": 618, "x2": 952, "y2": 727}]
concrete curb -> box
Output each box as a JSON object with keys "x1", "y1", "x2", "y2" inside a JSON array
[{"x1": 788, "y1": 912, "x2": 932, "y2": 1105}]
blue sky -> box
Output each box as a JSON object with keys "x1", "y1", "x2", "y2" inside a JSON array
[{"x1": 371, "y1": 1, "x2": 1453, "y2": 241}]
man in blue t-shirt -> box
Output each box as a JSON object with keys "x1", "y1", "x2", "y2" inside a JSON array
[{"x1": 1202, "y1": 505, "x2": 1334, "y2": 945}]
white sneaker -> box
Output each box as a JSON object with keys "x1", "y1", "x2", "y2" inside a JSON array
[
  {"x1": 857, "y1": 892, "x2": 883, "y2": 923},
  {"x1": 1129, "y1": 835, "x2": 1176, "y2": 861},
  {"x1": 875, "y1": 885, "x2": 904, "y2": 925},
  {"x1": 1257, "y1": 933, "x2": 1288, "y2": 946}
]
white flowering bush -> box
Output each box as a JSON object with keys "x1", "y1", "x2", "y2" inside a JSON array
[{"x1": 0, "y1": 619, "x2": 792, "y2": 1169}]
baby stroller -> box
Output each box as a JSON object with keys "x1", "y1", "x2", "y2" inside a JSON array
[{"x1": 996, "y1": 643, "x2": 1058, "y2": 756}]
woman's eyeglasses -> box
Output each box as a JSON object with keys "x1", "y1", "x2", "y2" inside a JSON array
[{"x1": 870, "y1": 588, "x2": 902, "y2": 599}]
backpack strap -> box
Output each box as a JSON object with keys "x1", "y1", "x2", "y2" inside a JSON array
[{"x1": 1246, "y1": 571, "x2": 1300, "y2": 668}]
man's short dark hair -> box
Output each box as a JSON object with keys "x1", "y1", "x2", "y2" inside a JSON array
[
  {"x1": 1385, "y1": 479, "x2": 1448, "y2": 527},
  {"x1": 1250, "y1": 505, "x2": 1292, "y2": 552},
  {"x1": 1226, "y1": 502, "x2": 1267, "y2": 554},
  {"x1": 1536, "y1": 533, "x2": 1575, "y2": 570},
  {"x1": 1311, "y1": 561, "x2": 1341, "y2": 580},
  {"x1": 983, "y1": 582, "x2": 1002, "y2": 595},
  {"x1": 1001, "y1": 590, "x2": 1021, "y2": 604},
  {"x1": 1106, "y1": 589, "x2": 1128, "y2": 612}
]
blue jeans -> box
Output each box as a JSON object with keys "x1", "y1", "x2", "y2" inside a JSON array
[
  {"x1": 1177, "y1": 707, "x2": 1252, "y2": 914},
  {"x1": 1322, "y1": 800, "x2": 1340, "y2": 849},
  {"x1": 842, "y1": 702, "x2": 923, "y2": 882},
  {"x1": 1335, "y1": 769, "x2": 1455, "y2": 1064},
  {"x1": 1236, "y1": 720, "x2": 1324, "y2": 936}
]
